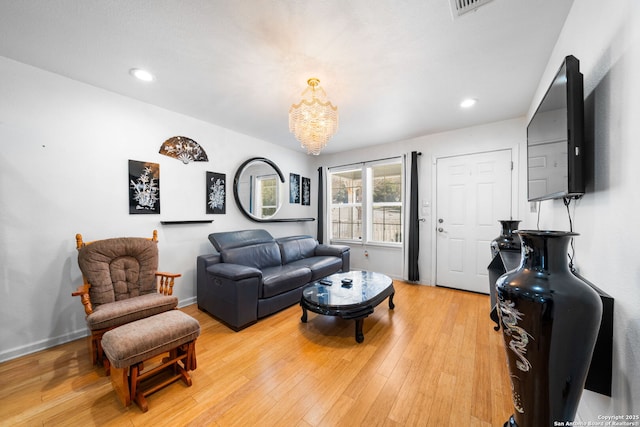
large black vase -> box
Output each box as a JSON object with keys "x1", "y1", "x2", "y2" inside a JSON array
[
  {"x1": 491, "y1": 220, "x2": 522, "y2": 257},
  {"x1": 496, "y1": 230, "x2": 602, "y2": 427}
]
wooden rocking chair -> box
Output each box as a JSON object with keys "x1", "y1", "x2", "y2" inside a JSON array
[{"x1": 72, "y1": 230, "x2": 181, "y2": 373}]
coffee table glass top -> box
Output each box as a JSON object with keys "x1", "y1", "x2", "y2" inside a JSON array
[{"x1": 302, "y1": 270, "x2": 392, "y2": 308}]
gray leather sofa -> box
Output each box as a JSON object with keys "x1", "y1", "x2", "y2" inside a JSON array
[{"x1": 196, "y1": 229, "x2": 350, "y2": 330}]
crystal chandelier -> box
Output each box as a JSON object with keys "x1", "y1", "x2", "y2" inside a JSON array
[{"x1": 288, "y1": 78, "x2": 339, "y2": 155}]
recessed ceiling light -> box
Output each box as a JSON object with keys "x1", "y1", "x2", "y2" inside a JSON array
[
  {"x1": 460, "y1": 98, "x2": 477, "y2": 108},
  {"x1": 129, "y1": 68, "x2": 155, "y2": 82}
]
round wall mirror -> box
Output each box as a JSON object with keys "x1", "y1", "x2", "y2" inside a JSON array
[{"x1": 233, "y1": 157, "x2": 285, "y2": 222}]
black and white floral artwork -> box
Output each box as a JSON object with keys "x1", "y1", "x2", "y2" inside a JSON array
[
  {"x1": 301, "y1": 177, "x2": 311, "y2": 206},
  {"x1": 289, "y1": 173, "x2": 300, "y2": 204},
  {"x1": 129, "y1": 160, "x2": 160, "y2": 214},
  {"x1": 206, "y1": 171, "x2": 226, "y2": 214}
]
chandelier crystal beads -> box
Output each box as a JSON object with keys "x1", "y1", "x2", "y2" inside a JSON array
[{"x1": 288, "y1": 78, "x2": 339, "y2": 155}]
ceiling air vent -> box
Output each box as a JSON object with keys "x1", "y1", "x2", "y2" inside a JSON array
[{"x1": 449, "y1": 0, "x2": 494, "y2": 19}]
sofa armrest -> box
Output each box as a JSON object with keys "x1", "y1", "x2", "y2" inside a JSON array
[
  {"x1": 315, "y1": 244, "x2": 351, "y2": 272},
  {"x1": 197, "y1": 254, "x2": 220, "y2": 295},
  {"x1": 206, "y1": 263, "x2": 262, "y2": 281},
  {"x1": 315, "y1": 244, "x2": 349, "y2": 256},
  {"x1": 197, "y1": 260, "x2": 262, "y2": 331}
]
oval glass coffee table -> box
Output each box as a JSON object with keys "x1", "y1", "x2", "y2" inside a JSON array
[{"x1": 300, "y1": 270, "x2": 395, "y2": 343}]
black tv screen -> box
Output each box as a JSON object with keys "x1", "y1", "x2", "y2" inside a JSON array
[{"x1": 527, "y1": 55, "x2": 585, "y2": 201}]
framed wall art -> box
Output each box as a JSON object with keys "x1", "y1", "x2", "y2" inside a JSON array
[
  {"x1": 206, "y1": 171, "x2": 226, "y2": 214},
  {"x1": 301, "y1": 176, "x2": 311, "y2": 206},
  {"x1": 289, "y1": 173, "x2": 300, "y2": 204},
  {"x1": 129, "y1": 160, "x2": 160, "y2": 214}
]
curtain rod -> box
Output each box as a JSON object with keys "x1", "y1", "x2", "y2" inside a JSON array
[{"x1": 324, "y1": 154, "x2": 409, "y2": 170}]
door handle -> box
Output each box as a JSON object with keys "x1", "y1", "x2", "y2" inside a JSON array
[{"x1": 438, "y1": 227, "x2": 444, "y2": 232}]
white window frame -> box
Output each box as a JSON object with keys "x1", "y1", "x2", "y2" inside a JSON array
[
  {"x1": 367, "y1": 158, "x2": 404, "y2": 245},
  {"x1": 329, "y1": 157, "x2": 404, "y2": 247},
  {"x1": 328, "y1": 165, "x2": 364, "y2": 243},
  {"x1": 254, "y1": 174, "x2": 278, "y2": 217}
]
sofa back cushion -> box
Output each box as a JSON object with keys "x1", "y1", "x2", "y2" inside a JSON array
[
  {"x1": 222, "y1": 242, "x2": 282, "y2": 269},
  {"x1": 208, "y1": 229, "x2": 274, "y2": 252},
  {"x1": 277, "y1": 236, "x2": 317, "y2": 264}
]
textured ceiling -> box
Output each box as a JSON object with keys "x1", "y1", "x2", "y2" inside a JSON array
[{"x1": 0, "y1": 0, "x2": 575, "y2": 154}]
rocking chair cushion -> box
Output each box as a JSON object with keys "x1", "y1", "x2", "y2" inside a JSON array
[
  {"x1": 86, "y1": 293, "x2": 178, "y2": 331},
  {"x1": 78, "y1": 237, "x2": 159, "y2": 307}
]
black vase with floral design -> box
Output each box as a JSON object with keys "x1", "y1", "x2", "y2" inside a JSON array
[
  {"x1": 496, "y1": 230, "x2": 602, "y2": 427},
  {"x1": 490, "y1": 220, "x2": 522, "y2": 258}
]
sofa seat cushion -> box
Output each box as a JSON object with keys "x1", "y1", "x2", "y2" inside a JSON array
[
  {"x1": 261, "y1": 265, "x2": 312, "y2": 298},
  {"x1": 288, "y1": 256, "x2": 343, "y2": 281},
  {"x1": 86, "y1": 293, "x2": 178, "y2": 331}
]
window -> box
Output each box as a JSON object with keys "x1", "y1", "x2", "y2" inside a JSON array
[
  {"x1": 329, "y1": 158, "x2": 403, "y2": 245},
  {"x1": 255, "y1": 174, "x2": 278, "y2": 217},
  {"x1": 370, "y1": 162, "x2": 403, "y2": 243},
  {"x1": 330, "y1": 168, "x2": 362, "y2": 241}
]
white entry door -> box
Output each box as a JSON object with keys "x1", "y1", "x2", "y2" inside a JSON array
[{"x1": 435, "y1": 150, "x2": 513, "y2": 294}]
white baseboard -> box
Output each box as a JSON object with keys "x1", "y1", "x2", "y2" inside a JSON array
[
  {"x1": 179, "y1": 296, "x2": 197, "y2": 308},
  {"x1": 0, "y1": 329, "x2": 89, "y2": 363},
  {"x1": 0, "y1": 297, "x2": 199, "y2": 363}
]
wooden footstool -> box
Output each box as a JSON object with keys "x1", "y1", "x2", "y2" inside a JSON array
[{"x1": 101, "y1": 310, "x2": 200, "y2": 412}]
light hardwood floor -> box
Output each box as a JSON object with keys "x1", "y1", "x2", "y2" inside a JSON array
[{"x1": 0, "y1": 282, "x2": 513, "y2": 426}]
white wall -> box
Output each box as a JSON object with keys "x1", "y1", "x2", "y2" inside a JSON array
[
  {"x1": 0, "y1": 57, "x2": 317, "y2": 362},
  {"x1": 315, "y1": 117, "x2": 524, "y2": 283},
  {"x1": 523, "y1": 0, "x2": 640, "y2": 419},
  {"x1": 317, "y1": 0, "x2": 640, "y2": 415}
]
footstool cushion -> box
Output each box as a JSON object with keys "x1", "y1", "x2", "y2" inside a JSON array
[
  {"x1": 101, "y1": 310, "x2": 200, "y2": 412},
  {"x1": 102, "y1": 310, "x2": 200, "y2": 369}
]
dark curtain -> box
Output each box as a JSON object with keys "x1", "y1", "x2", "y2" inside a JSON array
[
  {"x1": 408, "y1": 151, "x2": 421, "y2": 281},
  {"x1": 317, "y1": 166, "x2": 324, "y2": 244}
]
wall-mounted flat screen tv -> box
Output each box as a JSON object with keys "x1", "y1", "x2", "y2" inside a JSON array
[{"x1": 527, "y1": 55, "x2": 585, "y2": 201}]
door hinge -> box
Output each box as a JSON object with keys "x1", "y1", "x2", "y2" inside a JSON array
[{"x1": 511, "y1": 161, "x2": 514, "y2": 170}]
